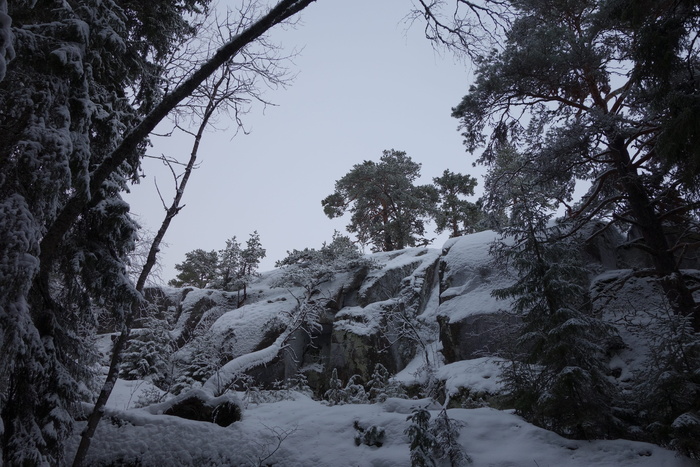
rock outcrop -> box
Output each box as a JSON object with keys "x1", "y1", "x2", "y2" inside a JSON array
[{"x1": 141, "y1": 225, "x2": 698, "y2": 397}]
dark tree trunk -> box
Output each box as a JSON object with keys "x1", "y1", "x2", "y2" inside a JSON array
[
  {"x1": 70, "y1": 3, "x2": 319, "y2": 463},
  {"x1": 610, "y1": 135, "x2": 700, "y2": 332}
]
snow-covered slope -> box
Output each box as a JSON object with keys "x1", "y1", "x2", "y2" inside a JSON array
[
  {"x1": 88, "y1": 230, "x2": 700, "y2": 465},
  {"x1": 71, "y1": 391, "x2": 695, "y2": 466}
]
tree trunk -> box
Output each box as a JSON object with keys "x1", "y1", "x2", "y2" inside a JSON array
[
  {"x1": 69, "y1": 14, "x2": 308, "y2": 459},
  {"x1": 610, "y1": 135, "x2": 700, "y2": 331}
]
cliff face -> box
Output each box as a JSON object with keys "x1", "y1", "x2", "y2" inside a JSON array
[{"x1": 143, "y1": 227, "x2": 697, "y2": 396}]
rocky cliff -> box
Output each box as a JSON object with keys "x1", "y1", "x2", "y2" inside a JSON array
[{"x1": 138, "y1": 227, "x2": 698, "y2": 399}]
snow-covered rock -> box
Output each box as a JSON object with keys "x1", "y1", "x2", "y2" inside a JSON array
[{"x1": 435, "y1": 231, "x2": 517, "y2": 362}]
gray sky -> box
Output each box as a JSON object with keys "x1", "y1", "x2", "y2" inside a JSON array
[{"x1": 126, "y1": 0, "x2": 481, "y2": 281}]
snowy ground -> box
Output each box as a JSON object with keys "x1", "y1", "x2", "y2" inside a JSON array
[{"x1": 64, "y1": 377, "x2": 698, "y2": 467}]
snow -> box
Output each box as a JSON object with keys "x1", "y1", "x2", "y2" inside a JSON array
[
  {"x1": 105, "y1": 379, "x2": 166, "y2": 411},
  {"x1": 437, "y1": 357, "x2": 505, "y2": 397},
  {"x1": 207, "y1": 292, "x2": 296, "y2": 358},
  {"x1": 440, "y1": 230, "x2": 498, "y2": 273},
  {"x1": 334, "y1": 303, "x2": 386, "y2": 336},
  {"x1": 360, "y1": 247, "x2": 441, "y2": 299},
  {"x1": 590, "y1": 269, "x2": 698, "y2": 387},
  {"x1": 202, "y1": 331, "x2": 289, "y2": 395},
  {"x1": 75, "y1": 390, "x2": 695, "y2": 466},
  {"x1": 78, "y1": 232, "x2": 700, "y2": 465},
  {"x1": 436, "y1": 230, "x2": 514, "y2": 322}
]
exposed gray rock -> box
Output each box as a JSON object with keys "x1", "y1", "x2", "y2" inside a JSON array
[
  {"x1": 435, "y1": 232, "x2": 516, "y2": 363},
  {"x1": 438, "y1": 312, "x2": 518, "y2": 363}
]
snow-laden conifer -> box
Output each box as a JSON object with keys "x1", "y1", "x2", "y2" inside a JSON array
[{"x1": 486, "y1": 145, "x2": 621, "y2": 439}]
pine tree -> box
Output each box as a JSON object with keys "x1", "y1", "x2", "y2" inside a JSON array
[
  {"x1": 216, "y1": 237, "x2": 243, "y2": 291},
  {"x1": 451, "y1": 0, "x2": 700, "y2": 331},
  {"x1": 168, "y1": 249, "x2": 219, "y2": 288},
  {"x1": 209, "y1": 231, "x2": 265, "y2": 300},
  {"x1": 432, "y1": 169, "x2": 481, "y2": 237},
  {"x1": 322, "y1": 150, "x2": 439, "y2": 252},
  {"x1": 238, "y1": 231, "x2": 266, "y2": 301}
]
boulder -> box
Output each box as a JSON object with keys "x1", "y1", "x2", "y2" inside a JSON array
[{"x1": 158, "y1": 390, "x2": 241, "y2": 427}]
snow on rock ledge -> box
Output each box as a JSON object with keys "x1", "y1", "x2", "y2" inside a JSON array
[{"x1": 436, "y1": 231, "x2": 518, "y2": 363}]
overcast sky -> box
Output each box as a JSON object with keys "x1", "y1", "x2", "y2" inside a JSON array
[{"x1": 126, "y1": 0, "x2": 482, "y2": 281}]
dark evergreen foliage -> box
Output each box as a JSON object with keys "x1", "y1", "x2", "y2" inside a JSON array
[
  {"x1": 322, "y1": 150, "x2": 439, "y2": 252},
  {"x1": 484, "y1": 144, "x2": 621, "y2": 439},
  {"x1": 494, "y1": 218, "x2": 622, "y2": 439},
  {"x1": 405, "y1": 407, "x2": 470, "y2": 466},
  {"x1": 452, "y1": 0, "x2": 700, "y2": 331},
  {"x1": 0, "y1": 0, "x2": 208, "y2": 462},
  {"x1": 449, "y1": 0, "x2": 700, "y2": 452},
  {"x1": 432, "y1": 169, "x2": 481, "y2": 237},
  {"x1": 406, "y1": 407, "x2": 438, "y2": 467},
  {"x1": 169, "y1": 249, "x2": 219, "y2": 288},
  {"x1": 0, "y1": 0, "x2": 317, "y2": 462},
  {"x1": 633, "y1": 311, "x2": 700, "y2": 459}
]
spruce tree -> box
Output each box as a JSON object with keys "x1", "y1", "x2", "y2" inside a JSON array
[
  {"x1": 368, "y1": 363, "x2": 391, "y2": 402},
  {"x1": 0, "y1": 0, "x2": 208, "y2": 462},
  {"x1": 431, "y1": 409, "x2": 471, "y2": 466},
  {"x1": 324, "y1": 368, "x2": 345, "y2": 406},
  {"x1": 406, "y1": 407, "x2": 438, "y2": 467},
  {"x1": 490, "y1": 170, "x2": 620, "y2": 438},
  {"x1": 0, "y1": 1, "x2": 318, "y2": 462}
]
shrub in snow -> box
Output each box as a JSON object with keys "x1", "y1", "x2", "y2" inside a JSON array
[
  {"x1": 368, "y1": 363, "x2": 407, "y2": 402},
  {"x1": 119, "y1": 318, "x2": 174, "y2": 389},
  {"x1": 353, "y1": 420, "x2": 386, "y2": 447},
  {"x1": 671, "y1": 412, "x2": 700, "y2": 460},
  {"x1": 241, "y1": 376, "x2": 313, "y2": 406},
  {"x1": 286, "y1": 371, "x2": 313, "y2": 397},
  {"x1": 133, "y1": 385, "x2": 168, "y2": 408},
  {"x1": 431, "y1": 409, "x2": 471, "y2": 466},
  {"x1": 324, "y1": 368, "x2": 347, "y2": 406},
  {"x1": 632, "y1": 310, "x2": 700, "y2": 458},
  {"x1": 406, "y1": 407, "x2": 438, "y2": 466},
  {"x1": 345, "y1": 375, "x2": 370, "y2": 404},
  {"x1": 405, "y1": 407, "x2": 471, "y2": 466},
  {"x1": 323, "y1": 369, "x2": 374, "y2": 405},
  {"x1": 414, "y1": 362, "x2": 443, "y2": 401},
  {"x1": 368, "y1": 363, "x2": 391, "y2": 402},
  {"x1": 171, "y1": 328, "x2": 236, "y2": 395}
]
